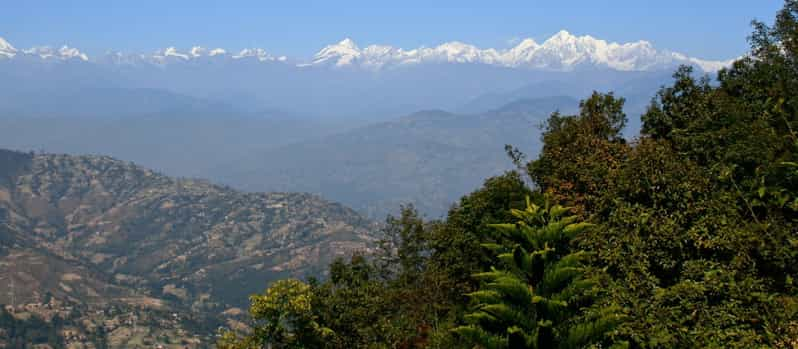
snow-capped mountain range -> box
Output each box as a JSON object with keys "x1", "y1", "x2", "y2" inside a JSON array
[
  {"x1": 0, "y1": 37, "x2": 16, "y2": 59},
  {"x1": 102, "y1": 47, "x2": 289, "y2": 65},
  {"x1": 0, "y1": 31, "x2": 735, "y2": 72},
  {"x1": 309, "y1": 31, "x2": 735, "y2": 72},
  {"x1": 0, "y1": 37, "x2": 89, "y2": 61}
]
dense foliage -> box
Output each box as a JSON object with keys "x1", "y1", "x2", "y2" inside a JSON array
[
  {"x1": 218, "y1": 279, "x2": 334, "y2": 348},
  {"x1": 0, "y1": 307, "x2": 64, "y2": 348},
  {"x1": 222, "y1": 2, "x2": 798, "y2": 348},
  {"x1": 453, "y1": 198, "x2": 622, "y2": 348}
]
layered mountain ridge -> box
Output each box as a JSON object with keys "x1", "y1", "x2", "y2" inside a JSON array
[{"x1": 215, "y1": 96, "x2": 581, "y2": 218}]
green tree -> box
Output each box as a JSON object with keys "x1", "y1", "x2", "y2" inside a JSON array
[
  {"x1": 376, "y1": 205, "x2": 429, "y2": 285},
  {"x1": 528, "y1": 92, "x2": 629, "y2": 216},
  {"x1": 218, "y1": 279, "x2": 333, "y2": 349},
  {"x1": 311, "y1": 255, "x2": 404, "y2": 348},
  {"x1": 581, "y1": 2, "x2": 798, "y2": 345},
  {"x1": 428, "y1": 171, "x2": 534, "y2": 308},
  {"x1": 454, "y1": 197, "x2": 622, "y2": 349}
]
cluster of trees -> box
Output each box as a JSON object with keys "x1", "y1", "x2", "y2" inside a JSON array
[
  {"x1": 0, "y1": 307, "x2": 65, "y2": 348},
  {"x1": 221, "y1": 2, "x2": 798, "y2": 348}
]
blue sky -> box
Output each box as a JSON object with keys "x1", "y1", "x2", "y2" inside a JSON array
[{"x1": 1, "y1": 0, "x2": 784, "y2": 60}]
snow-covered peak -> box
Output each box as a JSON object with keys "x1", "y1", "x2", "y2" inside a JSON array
[
  {"x1": 427, "y1": 41, "x2": 503, "y2": 65},
  {"x1": 208, "y1": 48, "x2": 226, "y2": 56},
  {"x1": 312, "y1": 38, "x2": 362, "y2": 66},
  {"x1": 58, "y1": 46, "x2": 89, "y2": 61},
  {"x1": 672, "y1": 53, "x2": 738, "y2": 73},
  {"x1": 1, "y1": 31, "x2": 736, "y2": 73},
  {"x1": 233, "y1": 48, "x2": 286, "y2": 62},
  {"x1": 0, "y1": 37, "x2": 16, "y2": 58},
  {"x1": 337, "y1": 38, "x2": 358, "y2": 50},
  {"x1": 309, "y1": 38, "x2": 504, "y2": 68},
  {"x1": 97, "y1": 46, "x2": 286, "y2": 65},
  {"x1": 147, "y1": 46, "x2": 262, "y2": 63},
  {"x1": 163, "y1": 47, "x2": 189, "y2": 60},
  {"x1": 190, "y1": 46, "x2": 206, "y2": 57},
  {"x1": 434, "y1": 42, "x2": 483, "y2": 61},
  {"x1": 515, "y1": 38, "x2": 540, "y2": 51},
  {"x1": 306, "y1": 30, "x2": 734, "y2": 72},
  {"x1": 186, "y1": 46, "x2": 227, "y2": 57},
  {"x1": 501, "y1": 39, "x2": 540, "y2": 66},
  {"x1": 21, "y1": 45, "x2": 88, "y2": 61},
  {"x1": 545, "y1": 30, "x2": 578, "y2": 45}
]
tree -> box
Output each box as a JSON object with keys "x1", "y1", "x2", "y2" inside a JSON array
[
  {"x1": 454, "y1": 197, "x2": 622, "y2": 349},
  {"x1": 376, "y1": 205, "x2": 428, "y2": 285},
  {"x1": 584, "y1": 2, "x2": 798, "y2": 345},
  {"x1": 528, "y1": 92, "x2": 629, "y2": 216},
  {"x1": 311, "y1": 255, "x2": 404, "y2": 347},
  {"x1": 218, "y1": 279, "x2": 333, "y2": 349},
  {"x1": 427, "y1": 171, "x2": 534, "y2": 307}
]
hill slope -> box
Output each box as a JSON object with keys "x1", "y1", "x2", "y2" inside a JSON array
[
  {"x1": 0, "y1": 149, "x2": 374, "y2": 346},
  {"x1": 215, "y1": 97, "x2": 579, "y2": 218}
]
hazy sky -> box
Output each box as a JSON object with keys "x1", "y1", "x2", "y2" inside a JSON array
[{"x1": 1, "y1": 0, "x2": 784, "y2": 60}]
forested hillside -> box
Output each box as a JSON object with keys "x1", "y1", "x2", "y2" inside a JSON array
[{"x1": 222, "y1": 2, "x2": 798, "y2": 348}]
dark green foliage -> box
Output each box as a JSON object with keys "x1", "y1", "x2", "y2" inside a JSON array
[
  {"x1": 582, "y1": 137, "x2": 794, "y2": 347},
  {"x1": 427, "y1": 171, "x2": 534, "y2": 306},
  {"x1": 0, "y1": 307, "x2": 64, "y2": 348},
  {"x1": 528, "y1": 92, "x2": 629, "y2": 216},
  {"x1": 585, "y1": 2, "x2": 798, "y2": 346},
  {"x1": 376, "y1": 205, "x2": 429, "y2": 284},
  {"x1": 454, "y1": 198, "x2": 622, "y2": 349}
]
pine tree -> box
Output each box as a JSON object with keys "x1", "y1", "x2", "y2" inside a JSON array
[{"x1": 453, "y1": 197, "x2": 623, "y2": 349}]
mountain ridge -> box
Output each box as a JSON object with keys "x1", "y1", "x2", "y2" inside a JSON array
[
  {"x1": 213, "y1": 96, "x2": 579, "y2": 218},
  {"x1": 0, "y1": 30, "x2": 734, "y2": 72},
  {"x1": 0, "y1": 148, "x2": 375, "y2": 313}
]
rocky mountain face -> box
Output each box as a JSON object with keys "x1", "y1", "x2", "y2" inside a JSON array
[{"x1": 0, "y1": 149, "x2": 375, "y2": 347}]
